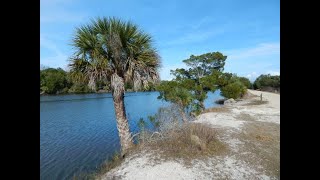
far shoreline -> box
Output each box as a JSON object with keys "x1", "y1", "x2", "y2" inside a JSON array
[{"x1": 40, "y1": 90, "x2": 158, "y2": 96}]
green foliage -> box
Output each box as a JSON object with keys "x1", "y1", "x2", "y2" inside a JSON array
[
  {"x1": 221, "y1": 81, "x2": 247, "y2": 99},
  {"x1": 40, "y1": 68, "x2": 70, "y2": 94},
  {"x1": 68, "y1": 17, "x2": 160, "y2": 93},
  {"x1": 182, "y1": 52, "x2": 227, "y2": 77},
  {"x1": 148, "y1": 115, "x2": 161, "y2": 130},
  {"x1": 238, "y1": 77, "x2": 252, "y2": 89},
  {"x1": 103, "y1": 85, "x2": 110, "y2": 91},
  {"x1": 216, "y1": 73, "x2": 249, "y2": 99},
  {"x1": 156, "y1": 81, "x2": 194, "y2": 109},
  {"x1": 40, "y1": 65, "x2": 156, "y2": 95},
  {"x1": 68, "y1": 82, "x2": 93, "y2": 94},
  {"x1": 96, "y1": 79, "x2": 109, "y2": 91},
  {"x1": 253, "y1": 74, "x2": 280, "y2": 89},
  {"x1": 138, "y1": 118, "x2": 146, "y2": 130},
  {"x1": 171, "y1": 52, "x2": 226, "y2": 81},
  {"x1": 167, "y1": 52, "x2": 227, "y2": 112},
  {"x1": 40, "y1": 67, "x2": 96, "y2": 94},
  {"x1": 137, "y1": 115, "x2": 161, "y2": 132},
  {"x1": 145, "y1": 82, "x2": 157, "y2": 91},
  {"x1": 124, "y1": 82, "x2": 133, "y2": 91},
  {"x1": 216, "y1": 72, "x2": 233, "y2": 87}
]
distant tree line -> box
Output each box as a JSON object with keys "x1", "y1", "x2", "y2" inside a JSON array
[
  {"x1": 253, "y1": 74, "x2": 280, "y2": 92},
  {"x1": 40, "y1": 67, "x2": 157, "y2": 95}
]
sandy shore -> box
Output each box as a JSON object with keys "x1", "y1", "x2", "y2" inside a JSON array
[{"x1": 101, "y1": 90, "x2": 280, "y2": 180}]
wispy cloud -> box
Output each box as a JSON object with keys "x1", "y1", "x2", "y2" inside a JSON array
[
  {"x1": 226, "y1": 42, "x2": 280, "y2": 60},
  {"x1": 190, "y1": 16, "x2": 216, "y2": 30},
  {"x1": 40, "y1": 34, "x2": 61, "y2": 55},
  {"x1": 266, "y1": 70, "x2": 280, "y2": 76},
  {"x1": 222, "y1": 42, "x2": 280, "y2": 81},
  {"x1": 40, "y1": 34, "x2": 68, "y2": 69},
  {"x1": 166, "y1": 28, "x2": 225, "y2": 46},
  {"x1": 161, "y1": 16, "x2": 227, "y2": 46},
  {"x1": 245, "y1": 70, "x2": 280, "y2": 82}
]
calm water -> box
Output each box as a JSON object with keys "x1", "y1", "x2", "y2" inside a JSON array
[{"x1": 40, "y1": 91, "x2": 223, "y2": 180}]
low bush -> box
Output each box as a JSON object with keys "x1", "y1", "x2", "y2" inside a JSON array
[{"x1": 221, "y1": 81, "x2": 247, "y2": 99}]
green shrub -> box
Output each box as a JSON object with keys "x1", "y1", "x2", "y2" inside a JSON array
[
  {"x1": 253, "y1": 74, "x2": 280, "y2": 89},
  {"x1": 221, "y1": 81, "x2": 247, "y2": 99},
  {"x1": 68, "y1": 83, "x2": 93, "y2": 94},
  {"x1": 238, "y1": 77, "x2": 252, "y2": 89},
  {"x1": 40, "y1": 68, "x2": 69, "y2": 94}
]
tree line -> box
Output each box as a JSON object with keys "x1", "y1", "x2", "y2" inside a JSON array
[
  {"x1": 253, "y1": 74, "x2": 280, "y2": 92},
  {"x1": 40, "y1": 67, "x2": 156, "y2": 95}
]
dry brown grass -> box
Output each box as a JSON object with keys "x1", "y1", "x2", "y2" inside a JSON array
[
  {"x1": 235, "y1": 113, "x2": 256, "y2": 121},
  {"x1": 242, "y1": 90, "x2": 259, "y2": 99},
  {"x1": 231, "y1": 121, "x2": 280, "y2": 178},
  {"x1": 143, "y1": 123, "x2": 226, "y2": 161},
  {"x1": 255, "y1": 134, "x2": 273, "y2": 142},
  {"x1": 244, "y1": 100, "x2": 268, "y2": 106},
  {"x1": 202, "y1": 107, "x2": 230, "y2": 113}
]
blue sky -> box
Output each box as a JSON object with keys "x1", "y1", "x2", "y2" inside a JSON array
[{"x1": 40, "y1": 0, "x2": 279, "y2": 81}]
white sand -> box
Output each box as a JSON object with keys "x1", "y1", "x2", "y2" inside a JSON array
[
  {"x1": 101, "y1": 90, "x2": 280, "y2": 180},
  {"x1": 101, "y1": 154, "x2": 271, "y2": 180},
  {"x1": 249, "y1": 90, "x2": 280, "y2": 110}
]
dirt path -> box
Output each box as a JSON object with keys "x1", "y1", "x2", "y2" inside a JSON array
[{"x1": 101, "y1": 90, "x2": 280, "y2": 180}]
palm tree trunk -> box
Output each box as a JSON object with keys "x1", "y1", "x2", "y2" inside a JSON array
[{"x1": 111, "y1": 73, "x2": 133, "y2": 155}]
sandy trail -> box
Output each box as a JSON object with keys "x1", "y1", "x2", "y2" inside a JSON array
[
  {"x1": 249, "y1": 90, "x2": 280, "y2": 109},
  {"x1": 101, "y1": 90, "x2": 280, "y2": 180}
]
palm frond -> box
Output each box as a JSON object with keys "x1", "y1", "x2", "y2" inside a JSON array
[{"x1": 68, "y1": 17, "x2": 161, "y2": 92}]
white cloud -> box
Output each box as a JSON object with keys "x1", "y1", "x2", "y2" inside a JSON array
[
  {"x1": 245, "y1": 72, "x2": 259, "y2": 82},
  {"x1": 226, "y1": 42, "x2": 280, "y2": 60},
  {"x1": 245, "y1": 70, "x2": 280, "y2": 82},
  {"x1": 266, "y1": 71, "x2": 280, "y2": 76},
  {"x1": 246, "y1": 72, "x2": 257, "y2": 78}
]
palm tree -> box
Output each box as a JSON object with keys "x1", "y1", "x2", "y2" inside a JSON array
[{"x1": 68, "y1": 17, "x2": 160, "y2": 155}]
